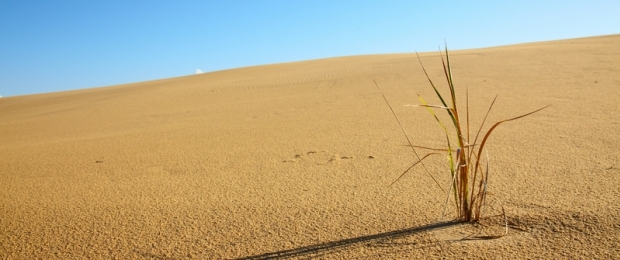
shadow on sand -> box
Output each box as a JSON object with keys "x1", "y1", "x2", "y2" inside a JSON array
[{"x1": 234, "y1": 221, "x2": 461, "y2": 260}]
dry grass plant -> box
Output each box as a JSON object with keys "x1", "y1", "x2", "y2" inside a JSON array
[{"x1": 375, "y1": 45, "x2": 549, "y2": 223}]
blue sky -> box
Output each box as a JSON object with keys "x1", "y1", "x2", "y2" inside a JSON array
[{"x1": 1, "y1": 1, "x2": 618, "y2": 97}]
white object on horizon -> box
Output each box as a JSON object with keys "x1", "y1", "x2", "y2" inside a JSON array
[{"x1": 195, "y1": 69, "x2": 204, "y2": 74}]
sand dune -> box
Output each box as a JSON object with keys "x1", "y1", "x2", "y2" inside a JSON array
[{"x1": 1, "y1": 35, "x2": 619, "y2": 259}]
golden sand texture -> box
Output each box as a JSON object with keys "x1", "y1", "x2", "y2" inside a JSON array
[{"x1": 1, "y1": 35, "x2": 619, "y2": 259}]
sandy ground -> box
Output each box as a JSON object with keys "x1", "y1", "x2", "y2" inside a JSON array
[{"x1": 1, "y1": 35, "x2": 619, "y2": 259}]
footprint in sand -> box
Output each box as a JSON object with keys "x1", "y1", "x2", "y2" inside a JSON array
[{"x1": 282, "y1": 151, "x2": 374, "y2": 165}]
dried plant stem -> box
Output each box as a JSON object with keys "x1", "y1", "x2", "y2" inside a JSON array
[{"x1": 377, "y1": 46, "x2": 548, "y2": 222}]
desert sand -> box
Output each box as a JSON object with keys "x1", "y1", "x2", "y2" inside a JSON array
[{"x1": 1, "y1": 35, "x2": 619, "y2": 259}]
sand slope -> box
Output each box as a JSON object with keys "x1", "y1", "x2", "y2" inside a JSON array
[{"x1": 1, "y1": 35, "x2": 619, "y2": 259}]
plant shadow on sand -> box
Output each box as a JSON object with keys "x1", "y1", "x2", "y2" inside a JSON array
[{"x1": 234, "y1": 221, "x2": 462, "y2": 260}]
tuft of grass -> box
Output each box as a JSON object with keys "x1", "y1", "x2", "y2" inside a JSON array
[{"x1": 375, "y1": 45, "x2": 549, "y2": 222}]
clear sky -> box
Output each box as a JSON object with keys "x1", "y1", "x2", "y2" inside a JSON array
[{"x1": 1, "y1": 1, "x2": 618, "y2": 97}]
